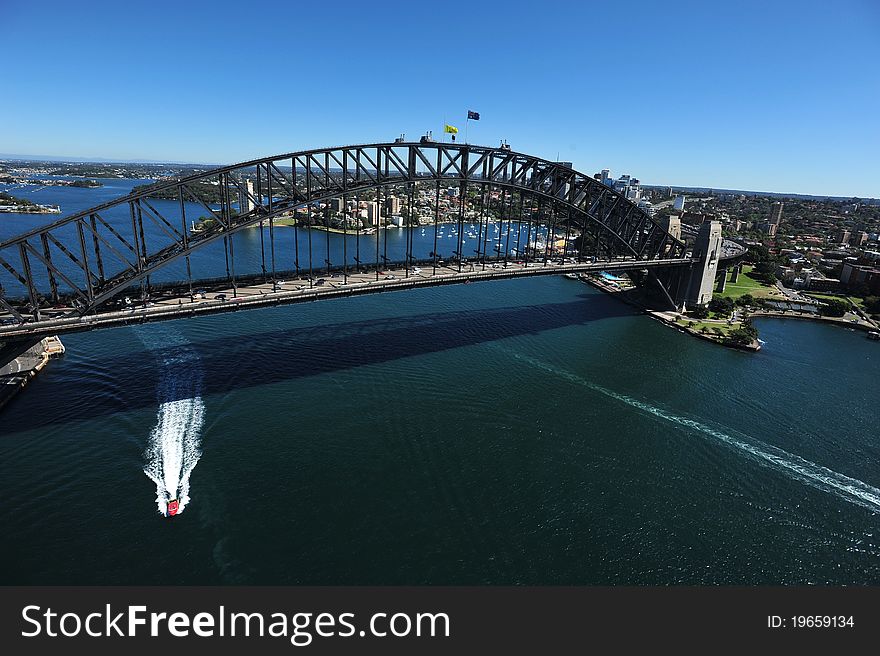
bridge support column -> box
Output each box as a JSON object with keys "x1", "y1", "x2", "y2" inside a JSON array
[
  {"x1": 658, "y1": 215, "x2": 681, "y2": 256},
  {"x1": 730, "y1": 263, "x2": 740, "y2": 283},
  {"x1": 680, "y1": 220, "x2": 722, "y2": 309},
  {"x1": 716, "y1": 268, "x2": 728, "y2": 293}
]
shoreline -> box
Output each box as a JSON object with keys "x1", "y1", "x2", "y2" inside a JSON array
[
  {"x1": 747, "y1": 309, "x2": 877, "y2": 332},
  {"x1": 579, "y1": 272, "x2": 877, "y2": 349},
  {"x1": 0, "y1": 206, "x2": 62, "y2": 214}
]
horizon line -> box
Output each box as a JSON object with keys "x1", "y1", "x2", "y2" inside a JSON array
[{"x1": 1, "y1": 151, "x2": 877, "y2": 202}]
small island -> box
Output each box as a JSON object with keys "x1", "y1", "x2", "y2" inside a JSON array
[
  {"x1": 0, "y1": 174, "x2": 102, "y2": 188},
  {"x1": 64, "y1": 179, "x2": 102, "y2": 188},
  {"x1": 0, "y1": 191, "x2": 61, "y2": 214}
]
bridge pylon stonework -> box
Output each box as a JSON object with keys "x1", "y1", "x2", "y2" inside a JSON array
[{"x1": 686, "y1": 220, "x2": 723, "y2": 308}]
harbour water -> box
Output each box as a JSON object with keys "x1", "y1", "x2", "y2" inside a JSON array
[
  {"x1": 0, "y1": 180, "x2": 878, "y2": 584},
  {"x1": 0, "y1": 177, "x2": 554, "y2": 295}
]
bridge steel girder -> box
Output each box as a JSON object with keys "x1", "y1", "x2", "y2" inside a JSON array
[{"x1": 0, "y1": 143, "x2": 690, "y2": 324}]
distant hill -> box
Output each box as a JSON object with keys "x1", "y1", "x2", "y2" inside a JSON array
[
  {"x1": 0, "y1": 153, "x2": 219, "y2": 167},
  {"x1": 640, "y1": 184, "x2": 878, "y2": 203}
]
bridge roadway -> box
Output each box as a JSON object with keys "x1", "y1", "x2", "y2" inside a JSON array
[{"x1": 0, "y1": 256, "x2": 692, "y2": 341}]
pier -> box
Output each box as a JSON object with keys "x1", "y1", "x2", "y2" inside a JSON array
[{"x1": 0, "y1": 336, "x2": 64, "y2": 410}]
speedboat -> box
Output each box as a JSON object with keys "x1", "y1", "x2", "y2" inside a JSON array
[{"x1": 166, "y1": 499, "x2": 180, "y2": 517}]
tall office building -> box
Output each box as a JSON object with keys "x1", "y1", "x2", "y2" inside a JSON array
[
  {"x1": 836, "y1": 229, "x2": 851, "y2": 245},
  {"x1": 385, "y1": 195, "x2": 401, "y2": 215},
  {"x1": 673, "y1": 195, "x2": 686, "y2": 211},
  {"x1": 366, "y1": 202, "x2": 382, "y2": 226},
  {"x1": 243, "y1": 179, "x2": 255, "y2": 213}
]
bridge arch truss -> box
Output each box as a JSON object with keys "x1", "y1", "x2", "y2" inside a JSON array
[{"x1": 0, "y1": 142, "x2": 688, "y2": 323}]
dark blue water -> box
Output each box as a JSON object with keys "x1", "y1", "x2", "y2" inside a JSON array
[{"x1": 1, "y1": 182, "x2": 878, "y2": 585}]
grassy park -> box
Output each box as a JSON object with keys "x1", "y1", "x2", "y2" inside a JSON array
[{"x1": 716, "y1": 265, "x2": 782, "y2": 301}]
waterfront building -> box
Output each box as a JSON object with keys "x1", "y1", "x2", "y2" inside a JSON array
[
  {"x1": 385, "y1": 195, "x2": 401, "y2": 215},
  {"x1": 366, "y1": 202, "x2": 382, "y2": 226},
  {"x1": 244, "y1": 179, "x2": 256, "y2": 213}
]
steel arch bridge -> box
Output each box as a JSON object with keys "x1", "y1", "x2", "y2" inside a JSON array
[{"x1": 0, "y1": 141, "x2": 718, "y2": 345}]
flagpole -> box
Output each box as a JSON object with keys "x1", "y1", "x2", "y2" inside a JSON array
[{"x1": 465, "y1": 117, "x2": 469, "y2": 145}]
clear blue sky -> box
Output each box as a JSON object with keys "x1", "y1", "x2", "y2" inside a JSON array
[{"x1": 3, "y1": 0, "x2": 879, "y2": 197}]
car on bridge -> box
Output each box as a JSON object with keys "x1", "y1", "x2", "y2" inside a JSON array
[{"x1": 215, "y1": 294, "x2": 227, "y2": 301}]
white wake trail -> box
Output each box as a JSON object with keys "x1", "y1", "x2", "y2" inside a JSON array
[
  {"x1": 135, "y1": 327, "x2": 205, "y2": 516},
  {"x1": 499, "y1": 347, "x2": 880, "y2": 514}
]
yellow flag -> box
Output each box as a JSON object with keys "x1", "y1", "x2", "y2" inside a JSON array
[{"x1": 444, "y1": 124, "x2": 459, "y2": 134}]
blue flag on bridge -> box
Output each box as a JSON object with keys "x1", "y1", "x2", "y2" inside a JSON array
[{"x1": 467, "y1": 110, "x2": 480, "y2": 120}]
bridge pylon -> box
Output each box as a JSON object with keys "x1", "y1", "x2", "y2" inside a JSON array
[{"x1": 682, "y1": 220, "x2": 722, "y2": 309}]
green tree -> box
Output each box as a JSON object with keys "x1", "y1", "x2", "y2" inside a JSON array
[
  {"x1": 736, "y1": 293, "x2": 754, "y2": 307},
  {"x1": 820, "y1": 298, "x2": 849, "y2": 317},
  {"x1": 746, "y1": 244, "x2": 771, "y2": 264},
  {"x1": 753, "y1": 260, "x2": 778, "y2": 284},
  {"x1": 690, "y1": 305, "x2": 710, "y2": 320},
  {"x1": 727, "y1": 319, "x2": 758, "y2": 345},
  {"x1": 709, "y1": 296, "x2": 736, "y2": 316}
]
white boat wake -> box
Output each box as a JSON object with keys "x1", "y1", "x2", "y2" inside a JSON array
[
  {"x1": 498, "y1": 347, "x2": 880, "y2": 514},
  {"x1": 136, "y1": 327, "x2": 205, "y2": 516}
]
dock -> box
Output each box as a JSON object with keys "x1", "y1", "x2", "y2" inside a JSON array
[{"x1": 0, "y1": 336, "x2": 64, "y2": 411}]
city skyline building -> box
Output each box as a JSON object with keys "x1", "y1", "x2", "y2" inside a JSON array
[{"x1": 366, "y1": 201, "x2": 382, "y2": 226}]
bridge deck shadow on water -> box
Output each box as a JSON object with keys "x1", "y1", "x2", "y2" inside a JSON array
[{"x1": 3, "y1": 292, "x2": 636, "y2": 432}]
